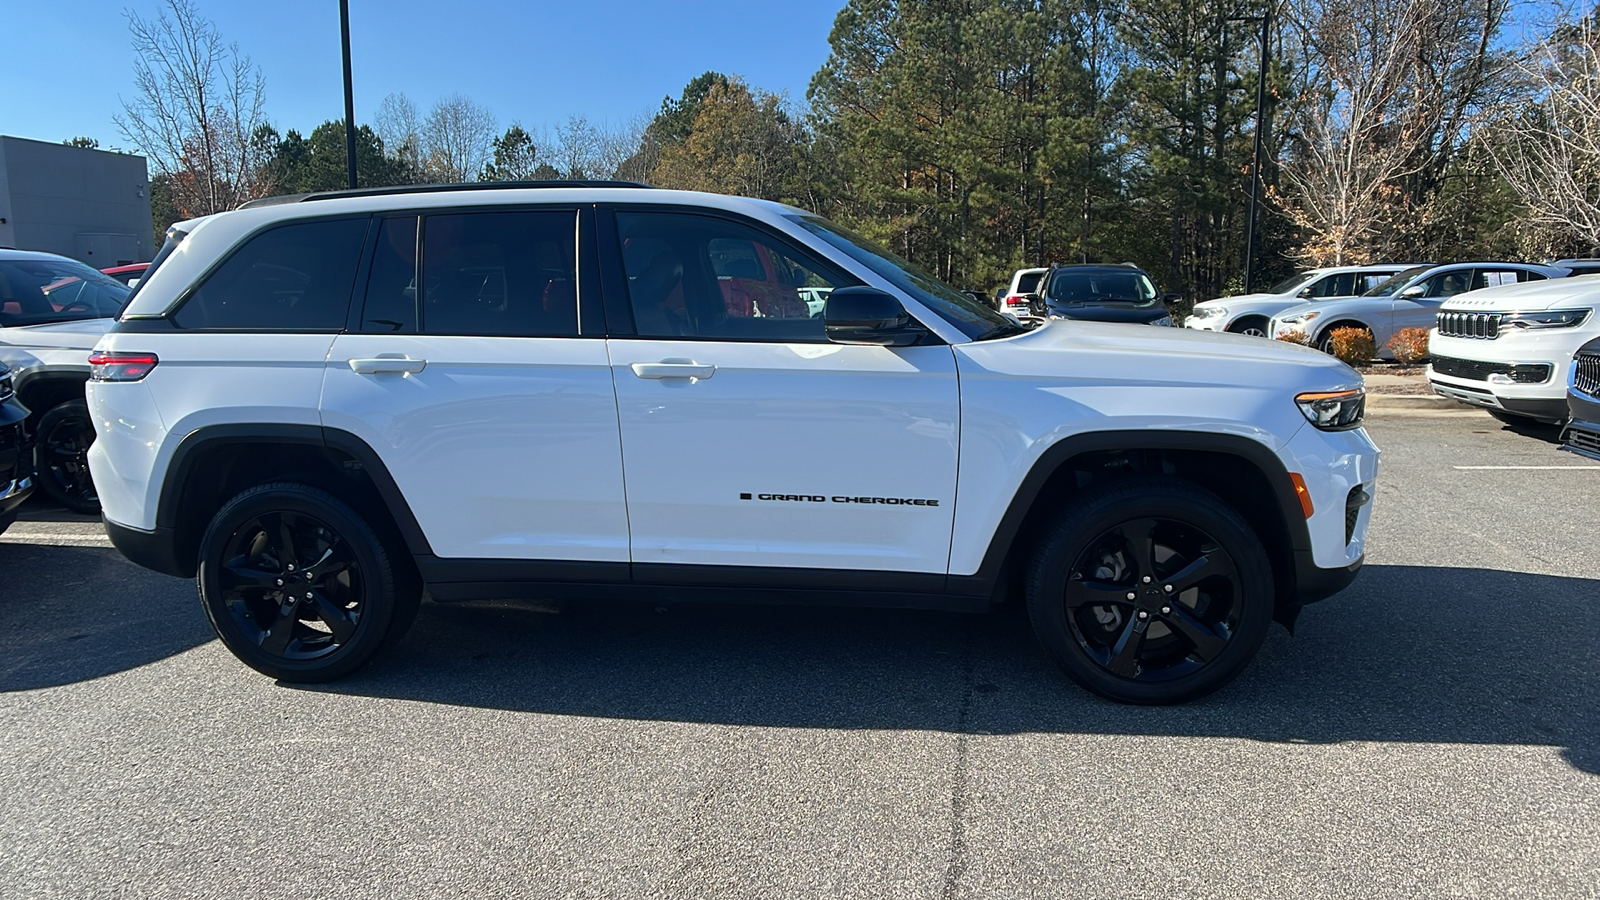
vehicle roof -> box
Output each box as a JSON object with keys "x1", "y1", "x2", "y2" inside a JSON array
[
  {"x1": 0, "y1": 248, "x2": 82, "y2": 263},
  {"x1": 221, "y1": 185, "x2": 805, "y2": 221}
]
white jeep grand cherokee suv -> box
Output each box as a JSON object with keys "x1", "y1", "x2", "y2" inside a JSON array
[
  {"x1": 87, "y1": 184, "x2": 1377, "y2": 704},
  {"x1": 1428, "y1": 275, "x2": 1600, "y2": 424}
]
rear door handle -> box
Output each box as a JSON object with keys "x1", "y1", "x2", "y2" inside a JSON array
[
  {"x1": 630, "y1": 359, "x2": 716, "y2": 380},
  {"x1": 349, "y1": 356, "x2": 427, "y2": 375}
]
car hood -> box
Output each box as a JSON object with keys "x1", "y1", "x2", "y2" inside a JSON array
[
  {"x1": 1269, "y1": 295, "x2": 1370, "y2": 322},
  {"x1": 1044, "y1": 302, "x2": 1169, "y2": 323},
  {"x1": 1440, "y1": 275, "x2": 1600, "y2": 312},
  {"x1": 965, "y1": 318, "x2": 1360, "y2": 391},
  {"x1": 0, "y1": 317, "x2": 116, "y2": 350},
  {"x1": 1197, "y1": 292, "x2": 1283, "y2": 307}
]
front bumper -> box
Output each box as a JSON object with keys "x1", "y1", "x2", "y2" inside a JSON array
[
  {"x1": 1294, "y1": 551, "x2": 1362, "y2": 605},
  {"x1": 1426, "y1": 328, "x2": 1593, "y2": 421}
]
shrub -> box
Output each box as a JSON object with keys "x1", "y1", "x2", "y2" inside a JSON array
[
  {"x1": 1275, "y1": 332, "x2": 1310, "y2": 347},
  {"x1": 1326, "y1": 326, "x2": 1376, "y2": 365},
  {"x1": 1387, "y1": 327, "x2": 1430, "y2": 364}
]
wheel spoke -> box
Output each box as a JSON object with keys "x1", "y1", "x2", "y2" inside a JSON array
[
  {"x1": 1161, "y1": 550, "x2": 1235, "y2": 596},
  {"x1": 303, "y1": 542, "x2": 351, "y2": 583},
  {"x1": 267, "y1": 514, "x2": 298, "y2": 570},
  {"x1": 1065, "y1": 577, "x2": 1131, "y2": 609},
  {"x1": 259, "y1": 603, "x2": 300, "y2": 655},
  {"x1": 1163, "y1": 605, "x2": 1229, "y2": 663},
  {"x1": 1105, "y1": 616, "x2": 1149, "y2": 677},
  {"x1": 310, "y1": 592, "x2": 357, "y2": 644},
  {"x1": 220, "y1": 558, "x2": 281, "y2": 593},
  {"x1": 1120, "y1": 518, "x2": 1159, "y2": 577}
]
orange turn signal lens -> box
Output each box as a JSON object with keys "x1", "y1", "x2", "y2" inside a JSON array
[{"x1": 1289, "y1": 473, "x2": 1314, "y2": 519}]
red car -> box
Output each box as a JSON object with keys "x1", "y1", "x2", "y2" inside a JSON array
[{"x1": 100, "y1": 262, "x2": 149, "y2": 287}]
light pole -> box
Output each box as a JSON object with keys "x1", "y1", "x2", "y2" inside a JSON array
[
  {"x1": 340, "y1": 0, "x2": 357, "y2": 189},
  {"x1": 1242, "y1": 7, "x2": 1272, "y2": 295}
]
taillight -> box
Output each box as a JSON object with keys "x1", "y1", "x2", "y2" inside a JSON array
[{"x1": 89, "y1": 351, "x2": 159, "y2": 382}]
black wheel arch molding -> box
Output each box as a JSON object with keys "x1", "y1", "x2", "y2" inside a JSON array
[{"x1": 112, "y1": 424, "x2": 1357, "y2": 613}]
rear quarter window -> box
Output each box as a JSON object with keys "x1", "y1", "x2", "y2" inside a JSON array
[{"x1": 174, "y1": 218, "x2": 369, "y2": 330}]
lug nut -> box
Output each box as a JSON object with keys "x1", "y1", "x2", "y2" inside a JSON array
[
  {"x1": 305, "y1": 592, "x2": 313, "y2": 600},
  {"x1": 1161, "y1": 606, "x2": 1171, "y2": 615},
  {"x1": 1141, "y1": 576, "x2": 1152, "y2": 583},
  {"x1": 1126, "y1": 592, "x2": 1136, "y2": 600},
  {"x1": 1163, "y1": 584, "x2": 1173, "y2": 593},
  {"x1": 286, "y1": 564, "x2": 295, "y2": 572},
  {"x1": 1137, "y1": 610, "x2": 1149, "y2": 620},
  {"x1": 275, "y1": 578, "x2": 283, "y2": 586}
]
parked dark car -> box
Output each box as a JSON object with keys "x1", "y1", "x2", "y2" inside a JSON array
[
  {"x1": 0, "y1": 361, "x2": 34, "y2": 536},
  {"x1": 1560, "y1": 336, "x2": 1600, "y2": 459},
  {"x1": 1027, "y1": 264, "x2": 1175, "y2": 325}
]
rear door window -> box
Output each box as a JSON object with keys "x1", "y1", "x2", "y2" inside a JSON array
[
  {"x1": 1474, "y1": 268, "x2": 1544, "y2": 289},
  {"x1": 175, "y1": 218, "x2": 368, "y2": 330},
  {"x1": 419, "y1": 210, "x2": 578, "y2": 337}
]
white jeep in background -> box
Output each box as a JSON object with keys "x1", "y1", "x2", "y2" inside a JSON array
[
  {"x1": 86, "y1": 184, "x2": 1377, "y2": 704},
  {"x1": 1428, "y1": 275, "x2": 1600, "y2": 424}
]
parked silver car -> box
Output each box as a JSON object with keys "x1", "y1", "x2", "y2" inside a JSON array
[
  {"x1": 1269, "y1": 262, "x2": 1570, "y2": 358},
  {"x1": 1185, "y1": 264, "x2": 1416, "y2": 336}
]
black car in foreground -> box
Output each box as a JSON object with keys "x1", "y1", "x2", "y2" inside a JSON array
[
  {"x1": 0, "y1": 362, "x2": 34, "y2": 536},
  {"x1": 1561, "y1": 337, "x2": 1600, "y2": 460},
  {"x1": 1026, "y1": 263, "x2": 1175, "y2": 325}
]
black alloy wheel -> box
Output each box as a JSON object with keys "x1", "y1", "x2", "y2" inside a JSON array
[
  {"x1": 198, "y1": 483, "x2": 417, "y2": 682},
  {"x1": 1026, "y1": 478, "x2": 1274, "y2": 704},
  {"x1": 33, "y1": 400, "x2": 99, "y2": 514}
]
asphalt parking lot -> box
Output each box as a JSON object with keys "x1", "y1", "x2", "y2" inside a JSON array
[{"x1": 2, "y1": 407, "x2": 1596, "y2": 899}]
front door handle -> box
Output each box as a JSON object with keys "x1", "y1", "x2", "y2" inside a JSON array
[
  {"x1": 630, "y1": 359, "x2": 716, "y2": 380},
  {"x1": 349, "y1": 355, "x2": 427, "y2": 375}
]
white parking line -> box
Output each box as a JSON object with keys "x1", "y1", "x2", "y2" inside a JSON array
[{"x1": 1451, "y1": 465, "x2": 1600, "y2": 470}]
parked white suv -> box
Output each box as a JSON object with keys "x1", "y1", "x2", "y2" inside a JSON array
[
  {"x1": 1184, "y1": 264, "x2": 1414, "y2": 337},
  {"x1": 1427, "y1": 275, "x2": 1600, "y2": 424},
  {"x1": 87, "y1": 184, "x2": 1377, "y2": 704}
]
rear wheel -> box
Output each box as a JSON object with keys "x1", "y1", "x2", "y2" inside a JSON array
[
  {"x1": 197, "y1": 482, "x2": 419, "y2": 682},
  {"x1": 1025, "y1": 478, "x2": 1275, "y2": 704},
  {"x1": 33, "y1": 400, "x2": 98, "y2": 514}
]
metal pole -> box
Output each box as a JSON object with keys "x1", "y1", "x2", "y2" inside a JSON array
[
  {"x1": 340, "y1": 0, "x2": 358, "y2": 189},
  {"x1": 1244, "y1": 7, "x2": 1271, "y2": 294}
]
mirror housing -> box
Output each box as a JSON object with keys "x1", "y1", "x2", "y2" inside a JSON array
[
  {"x1": 824, "y1": 287, "x2": 927, "y2": 346},
  {"x1": 1162, "y1": 292, "x2": 1183, "y2": 305},
  {"x1": 1399, "y1": 284, "x2": 1427, "y2": 298}
]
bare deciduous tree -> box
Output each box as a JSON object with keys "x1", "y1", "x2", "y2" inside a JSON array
[
  {"x1": 1277, "y1": 0, "x2": 1511, "y2": 264},
  {"x1": 421, "y1": 94, "x2": 496, "y2": 183},
  {"x1": 1489, "y1": 14, "x2": 1600, "y2": 256},
  {"x1": 375, "y1": 91, "x2": 423, "y2": 172},
  {"x1": 114, "y1": 0, "x2": 270, "y2": 216}
]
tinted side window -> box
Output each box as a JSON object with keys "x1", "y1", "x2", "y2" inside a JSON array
[
  {"x1": 421, "y1": 210, "x2": 577, "y2": 337},
  {"x1": 175, "y1": 218, "x2": 368, "y2": 330},
  {"x1": 1421, "y1": 270, "x2": 1473, "y2": 298},
  {"x1": 361, "y1": 216, "x2": 418, "y2": 333},
  {"x1": 616, "y1": 211, "x2": 846, "y2": 342},
  {"x1": 1474, "y1": 268, "x2": 1543, "y2": 289}
]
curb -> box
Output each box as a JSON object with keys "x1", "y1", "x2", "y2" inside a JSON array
[{"x1": 1365, "y1": 393, "x2": 1465, "y2": 411}]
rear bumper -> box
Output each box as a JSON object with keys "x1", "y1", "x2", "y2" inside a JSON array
[{"x1": 104, "y1": 517, "x2": 190, "y2": 578}]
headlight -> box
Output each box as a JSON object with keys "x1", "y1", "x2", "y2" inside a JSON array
[
  {"x1": 1150, "y1": 315, "x2": 1174, "y2": 327},
  {"x1": 1295, "y1": 388, "x2": 1365, "y2": 430},
  {"x1": 1279, "y1": 311, "x2": 1322, "y2": 327},
  {"x1": 1189, "y1": 305, "x2": 1225, "y2": 319},
  {"x1": 1502, "y1": 309, "x2": 1590, "y2": 330}
]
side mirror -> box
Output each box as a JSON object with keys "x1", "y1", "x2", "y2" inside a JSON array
[
  {"x1": 1163, "y1": 292, "x2": 1182, "y2": 305},
  {"x1": 1296, "y1": 287, "x2": 1314, "y2": 298},
  {"x1": 1399, "y1": 285, "x2": 1427, "y2": 298},
  {"x1": 824, "y1": 287, "x2": 927, "y2": 347}
]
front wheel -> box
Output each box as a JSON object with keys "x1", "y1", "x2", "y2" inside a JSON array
[
  {"x1": 1025, "y1": 478, "x2": 1275, "y2": 704},
  {"x1": 33, "y1": 400, "x2": 99, "y2": 514},
  {"x1": 1227, "y1": 317, "x2": 1270, "y2": 338},
  {"x1": 197, "y1": 482, "x2": 419, "y2": 682}
]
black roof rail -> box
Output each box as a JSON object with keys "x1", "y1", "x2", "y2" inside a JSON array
[{"x1": 238, "y1": 180, "x2": 653, "y2": 210}]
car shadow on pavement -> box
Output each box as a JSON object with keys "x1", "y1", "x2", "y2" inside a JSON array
[
  {"x1": 0, "y1": 543, "x2": 209, "y2": 691},
  {"x1": 301, "y1": 563, "x2": 1598, "y2": 776}
]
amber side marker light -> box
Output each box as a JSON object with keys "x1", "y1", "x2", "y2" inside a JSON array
[{"x1": 1289, "y1": 473, "x2": 1314, "y2": 519}]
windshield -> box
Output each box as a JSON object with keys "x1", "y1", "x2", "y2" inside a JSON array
[
  {"x1": 1362, "y1": 265, "x2": 1432, "y2": 297},
  {"x1": 0, "y1": 255, "x2": 131, "y2": 327},
  {"x1": 1046, "y1": 269, "x2": 1159, "y2": 307},
  {"x1": 789, "y1": 216, "x2": 1024, "y2": 341},
  {"x1": 1268, "y1": 272, "x2": 1319, "y2": 294}
]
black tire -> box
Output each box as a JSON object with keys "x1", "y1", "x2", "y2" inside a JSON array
[
  {"x1": 32, "y1": 400, "x2": 99, "y2": 514},
  {"x1": 197, "y1": 482, "x2": 419, "y2": 682},
  {"x1": 1227, "y1": 316, "x2": 1271, "y2": 338},
  {"x1": 1025, "y1": 477, "x2": 1275, "y2": 705}
]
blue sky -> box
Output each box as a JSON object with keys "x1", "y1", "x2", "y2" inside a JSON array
[{"x1": 1, "y1": 0, "x2": 844, "y2": 149}]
